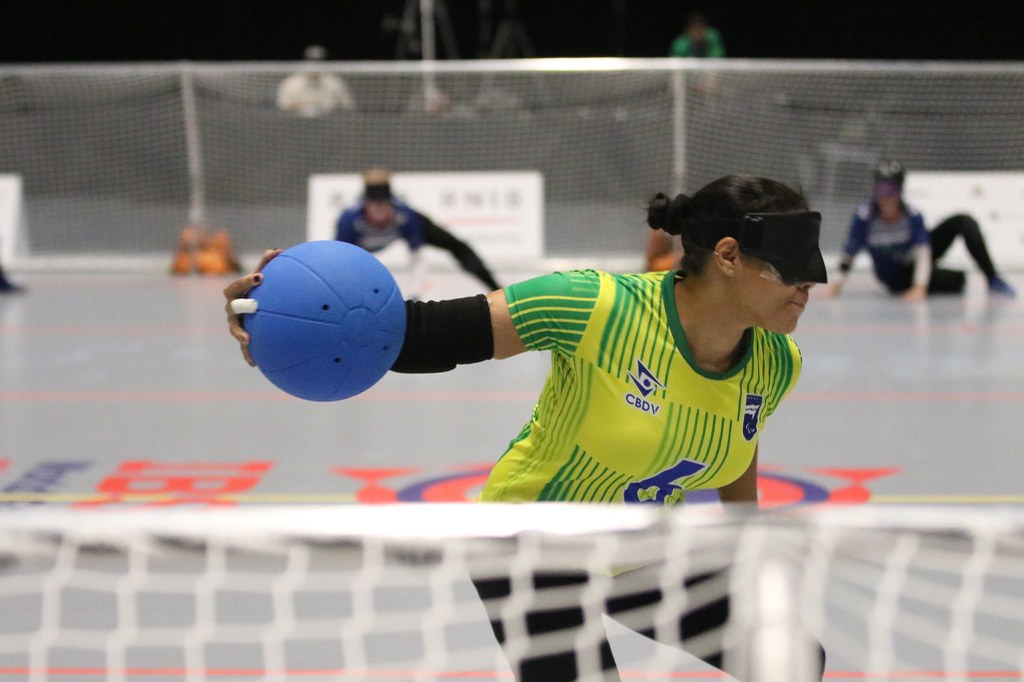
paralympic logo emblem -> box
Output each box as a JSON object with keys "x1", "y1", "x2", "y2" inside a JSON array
[{"x1": 742, "y1": 393, "x2": 763, "y2": 441}]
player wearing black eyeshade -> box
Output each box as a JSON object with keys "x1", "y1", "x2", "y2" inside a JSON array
[
  {"x1": 226, "y1": 174, "x2": 828, "y2": 681},
  {"x1": 828, "y1": 160, "x2": 1015, "y2": 300},
  {"x1": 334, "y1": 168, "x2": 501, "y2": 300}
]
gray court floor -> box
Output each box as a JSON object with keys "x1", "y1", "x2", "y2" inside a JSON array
[{"x1": 1, "y1": 265, "x2": 1022, "y2": 681}]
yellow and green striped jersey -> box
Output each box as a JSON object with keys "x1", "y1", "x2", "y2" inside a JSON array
[{"x1": 479, "y1": 270, "x2": 802, "y2": 506}]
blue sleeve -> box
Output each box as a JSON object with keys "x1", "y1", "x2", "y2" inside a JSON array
[
  {"x1": 398, "y1": 206, "x2": 427, "y2": 250},
  {"x1": 909, "y1": 212, "x2": 930, "y2": 246},
  {"x1": 335, "y1": 209, "x2": 358, "y2": 243},
  {"x1": 842, "y1": 207, "x2": 870, "y2": 256}
]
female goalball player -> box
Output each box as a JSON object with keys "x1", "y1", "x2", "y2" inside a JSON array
[{"x1": 225, "y1": 174, "x2": 828, "y2": 680}]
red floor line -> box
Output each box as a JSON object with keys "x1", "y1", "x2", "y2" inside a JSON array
[
  {"x1": 798, "y1": 323, "x2": 1024, "y2": 335},
  {"x1": 0, "y1": 325, "x2": 224, "y2": 336},
  {"x1": 791, "y1": 390, "x2": 1024, "y2": 402},
  {"x1": 0, "y1": 390, "x2": 541, "y2": 402},
  {"x1": 1, "y1": 389, "x2": 1023, "y2": 403},
  {"x1": 0, "y1": 390, "x2": 294, "y2": 402},
  {"x1": 3, "y1": 322, "x2": 1023, "y2": 337},
  {"x1": 0, "y1": 671, "x2": 511, "y2": 679},
  {"x1": 390, "y1": 389, "x2": 1024, "y2": 403}
]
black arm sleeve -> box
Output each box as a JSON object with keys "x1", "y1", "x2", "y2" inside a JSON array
[
  {"x1": 417, "y1": 211, "x2": 502, "y2": 291},
  {"x1": 389, "y1": 294, "x2": 495, "y2": 374}
]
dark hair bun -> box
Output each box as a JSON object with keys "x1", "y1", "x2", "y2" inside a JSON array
[
  {"x1": 646, "y1": 193, "x2": 671, "y2": 231},
  {"x1": 647, "y1": 192, "x2": 689, "y2": 236}
]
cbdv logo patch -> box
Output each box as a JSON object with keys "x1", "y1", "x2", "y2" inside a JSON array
[
  {"x1": 625, "y1": 358, "x2": 665, "y2": 416},
  {"x1": 742, "y1": 394, "x2": 763, "y2": 441},
  {"x1": 627, "y1": 358, "x2": 664, "y2": 397}
]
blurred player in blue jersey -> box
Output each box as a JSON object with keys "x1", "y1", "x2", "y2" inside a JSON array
[
  {"x1": 335, "y1": 168, "x2": 501, "y2": 299},
  {"x1": 828, "y1": 160, "x2": 1015, "y2": 301}
]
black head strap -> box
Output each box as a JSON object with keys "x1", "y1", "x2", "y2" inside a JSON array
[
  {"x1": 689, "y1": 215, "x2": 769, "y2": 249},
  {"x1": 687, "y1": 211, "x2": 827, "y2": 284},
  {"x1": 364, "y1": 182, "x2": 392, "y2": 201}
]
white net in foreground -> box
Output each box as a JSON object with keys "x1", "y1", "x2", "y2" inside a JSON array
[{"x1": 1, "y1": 504, "x2": 1023, "y2": 681}]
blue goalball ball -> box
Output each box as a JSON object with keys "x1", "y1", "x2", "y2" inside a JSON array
[{"x1": 242, "y1": 241, "x2": 406, "y2": 401}]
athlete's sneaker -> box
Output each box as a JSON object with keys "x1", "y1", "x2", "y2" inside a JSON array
[{"x1": 988, "y1": 276, "x2": 1016, "y2": 297}]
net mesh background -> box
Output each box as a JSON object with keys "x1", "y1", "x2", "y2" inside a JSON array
[{"x1": 2, "y1": 61, "x2": 1023, "y2": 264}]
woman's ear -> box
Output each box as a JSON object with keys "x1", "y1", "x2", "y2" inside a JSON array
[{"x1": 713, "y1": 237, "x2": 740, "y2": 276}]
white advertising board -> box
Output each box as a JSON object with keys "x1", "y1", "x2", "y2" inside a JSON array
[
  {"x1": 0, "y1": 175, "x2": 26, "y2": 265},
  {"x1": 904, "y1": 172, "x2": 1024, "y2": 269},
  {"x1": 307, "y1": 171, "x2": 544, "y2": 267}
]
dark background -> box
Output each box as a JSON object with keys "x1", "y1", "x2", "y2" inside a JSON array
[{"x1": 4, "y1": 0, "x2": 1023, "y2": 63}]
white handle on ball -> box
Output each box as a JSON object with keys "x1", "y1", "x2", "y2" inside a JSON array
[{"x1": 230, "y1": 298, "x2": 259, "y2": 314}]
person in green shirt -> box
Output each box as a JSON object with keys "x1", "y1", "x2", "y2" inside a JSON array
[{"x1": 669, "y1": 11, "x2": 726, "y2": 58}]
